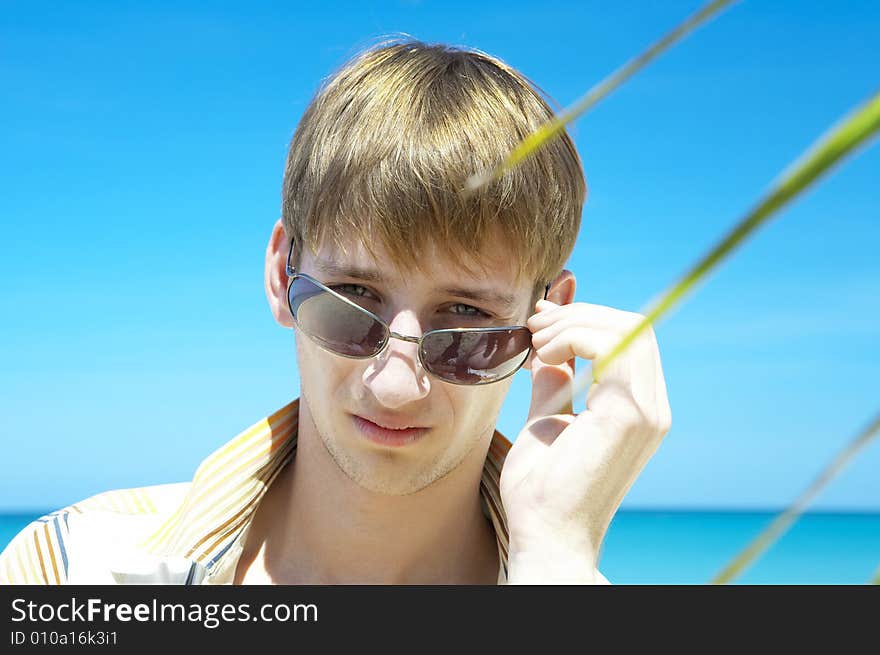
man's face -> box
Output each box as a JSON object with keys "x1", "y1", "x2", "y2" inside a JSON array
[{"x1": 293, "y1": 232, "x2": 535, "y2": 496}]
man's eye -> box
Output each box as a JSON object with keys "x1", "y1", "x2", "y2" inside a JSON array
[
  {"x1": 449, "y1": 303, "x2": 490, "y2": 317},
  {"x1": 332, "y1": 284, "x2": 376, "y2": 300}
]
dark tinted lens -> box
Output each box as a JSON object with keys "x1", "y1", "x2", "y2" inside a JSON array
[
  {"x1": 289, "y1": 276, "x2": 386, "y2": 358},
  {"x1": 420, "y1": 328, "x2": 532, "y2": 384}
]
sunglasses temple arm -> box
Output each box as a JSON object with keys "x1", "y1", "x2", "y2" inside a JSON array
[{"x1": 286, "y1": 238, "x2": 296, "y2": 276}]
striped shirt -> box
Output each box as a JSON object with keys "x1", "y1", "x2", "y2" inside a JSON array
[{"x1": 0, "y1": 398, "x2": 513, "y2": 585}]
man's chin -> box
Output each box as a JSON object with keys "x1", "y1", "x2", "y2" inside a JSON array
[
  {"x1": 332, "y1": 459, "x2": 442, "y2": 497},
  {"x1": 322, "y1": 434, "x2": 460, "y2": 497}
]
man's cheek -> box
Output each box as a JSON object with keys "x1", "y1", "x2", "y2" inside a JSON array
[{"x1": 454, "y1": 386, "x2": 508, "y2": 438}]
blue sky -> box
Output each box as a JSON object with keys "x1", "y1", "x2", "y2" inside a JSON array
[{"x1": 1, "y1": 0, "x2": 878, "y2": 512}]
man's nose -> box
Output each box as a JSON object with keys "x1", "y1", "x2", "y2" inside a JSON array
[{"x1": 362, "y1": 312, "x2": 431, "y2": 409}]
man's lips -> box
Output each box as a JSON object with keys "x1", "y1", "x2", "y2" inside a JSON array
[
  {"x1": 354, "y1": 414, "x2": 428, "y2": 430},
  {"x1": 351, "y1": 414, "x2": 430, "y2": 446}
]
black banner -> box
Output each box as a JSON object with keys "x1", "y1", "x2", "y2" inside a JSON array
[{"x1": 1, "y1": 586, "x2": 876, "y2": 649}]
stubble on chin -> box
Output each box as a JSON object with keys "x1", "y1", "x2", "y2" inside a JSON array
[{"x1": 300, "y1": 391, "x2": 497, "y2": 497}]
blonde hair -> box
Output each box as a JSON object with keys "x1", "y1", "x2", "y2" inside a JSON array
[{"x1": 281, "y1": 39, "x2": 586, "y2": 302}]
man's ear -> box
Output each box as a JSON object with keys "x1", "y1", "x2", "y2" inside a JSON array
[
  {"x1": 265, "y1": 218, "x2": 294, "y2": 328},
  {"x1": 546, "y1": 269, "x2": 576, "y2": 306}
]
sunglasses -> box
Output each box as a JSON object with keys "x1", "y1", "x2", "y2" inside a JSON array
[{"x1": 286, "y1": 240, "x2": 549, "y2": 385}]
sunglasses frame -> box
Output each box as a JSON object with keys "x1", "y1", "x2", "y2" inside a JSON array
[{"x1": 285, "y1": 239, "x2": 550, "y2": 386}]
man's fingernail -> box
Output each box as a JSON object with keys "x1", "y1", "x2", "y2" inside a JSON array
[{"x1": 536, "y1": 299, "x2": 556, "y2": 309}]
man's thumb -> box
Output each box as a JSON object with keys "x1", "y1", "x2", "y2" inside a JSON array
[{"x1": 527, "y1": 353, "x2": 575, "y2": 421}]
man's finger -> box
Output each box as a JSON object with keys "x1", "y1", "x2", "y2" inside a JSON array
[
  {"x1": 533, "y1": 327, "x2": 616, "y2": 366},
  {"x1": 527, "y1": 299, "x2": 642, "y2": 332}
]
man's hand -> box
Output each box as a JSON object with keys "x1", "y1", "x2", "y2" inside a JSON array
[{"x1": 500, "y1": 299, "x2": 672, "y2": 583}]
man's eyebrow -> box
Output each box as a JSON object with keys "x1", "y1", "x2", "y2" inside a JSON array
[
  {"x1": 313, "y1": 259, "x2": 386, "y2": 282},
  {"x1": 314, "y1": 259, "x2": 517, "y2": 310}
]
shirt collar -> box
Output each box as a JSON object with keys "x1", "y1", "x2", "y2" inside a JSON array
[{"x1": 139, "y1": 398, "x2": 512, "y2": 579}]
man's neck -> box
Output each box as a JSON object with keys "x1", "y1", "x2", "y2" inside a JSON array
[{"x1": 234, "y1": 405, "x2": 500, "y2": 585}]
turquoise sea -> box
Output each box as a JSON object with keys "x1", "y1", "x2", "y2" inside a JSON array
[{"x1": 2, "y1": 510, "x2": 879, "y2": 584}]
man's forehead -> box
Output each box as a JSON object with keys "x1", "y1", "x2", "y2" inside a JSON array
[{"x1": 306, "y1": 234, "x2": 521, "y2": 282}]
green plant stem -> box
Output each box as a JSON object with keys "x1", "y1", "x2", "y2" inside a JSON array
[
  {"x1": 590, "y1": 90, "x2": 880, "y2": 385},
  {"x1": 466, "y1": 0, "x2": 739, "y2": 191},
  {"x1": 534, "y1": 89, "x2": 880, "y2": 419},
  {"x1": 712, "y1": 411, "x2": 880, "y2": 585}
]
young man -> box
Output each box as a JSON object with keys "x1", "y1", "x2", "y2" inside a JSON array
[{"x1": 1, "y1": 40, "x2": 670, "y2": 585}]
